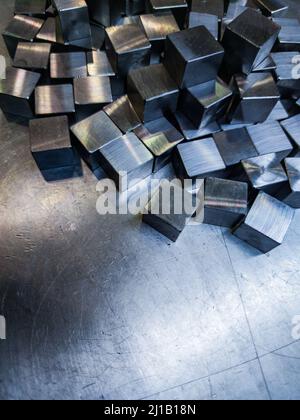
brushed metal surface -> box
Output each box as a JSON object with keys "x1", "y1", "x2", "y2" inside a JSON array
[
  {"x1": 164, "y1": 26, "x2": 224, "y2": 88},
  {"x1": 87, "y1": 51, "x2": 115, "y2": 77},
  {"x1": 71, "y1": 110, "x2": 122, "y2": 153},
  {"x1": 256, "y1": 0, "x2": 288, "y2": 16},
  {"x1": 134, "y1": 116, "x2": 183, "y2": 143},
  {"x1": 191, "y1": 0, "x2": 224, "y2": 20},
  {"x1": 204, "y1": 177, "x2": 248, "y2": 228},
  {"x1": 272, "y1": 51, "x2": 300, "y2": 95},
  {"x1": 175, "y1": 111, "x2": 221, "y2": 140},
  {"x1": 104, "y1": 95, "x2": 141, "y2": 133},
  {"x1": 273, "y1": 18, "x2": 300, "y2": 51},
  {"x1": 36, "y1": 17, "x2": 61, "y2": 44},
  {"x1": 188, "y1": 12, "x2": 218, "y2": 40},
  {"x1": 50, "y1": 52, "x2": 87, "y2": 79},
  {"x1": 35, "y1": 84, "x2": 75, "y2": 115},
  {"x1": 281, "y1": 114, "x2": 300, "y2": 149},
  {"x1": 13, "y1": 42, "x2": 51, "y2": 70},
  {"x1": 74, "y1": 76, "x2": 113, "y2": 105},
  {"x1": 253, "y1": 55, "x2": 276, "y2": 72},
  {"x1": 213, "y1": 127, "x2": 258, "y2": 167},
  {"x1": 139, "y1": 13, "x2": 179, "y2": 41},
  {"x1": 29, "y1": 115, "x2": 71, "y2": 152},
  {"x1": 14, "y1": 0, "x2": 47, "y2": 16},
  {"x1": 99, "y1": 132, "x2": 154, "y2": 191},
  {"x1": 233, "y1": 191, "x2": 295, "y2": 253},
  {"x1": 127, "y1": 63, "x2": 179, "y2": 122},
  {"x1": 267, "y1": 100, "x2": 289, "y2": 121},
  {"x1": 280, "y1": 157, "x2": 300, "y2": 208},
  {"x1": 175, "y1": 137, "x2": 226, "y2": 180},
  {"x1": 247, "y1": 120, "x2": 293, "y2": 162}
]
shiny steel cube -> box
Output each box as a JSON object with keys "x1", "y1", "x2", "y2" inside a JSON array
[
  {"x1": 13, "y1": 42, "x2": 51, "y2": 70},
  {"x1": 164, "y1": 26, "x2": 224, "y2": 89},
  {"x1": 204, "y1": 177, "x2": 248, "y2": 228},
  {"x1": 99, "y1": 133, "x2": 154, "y2": 191},
  {"x1": 74, "y1": 76, "x2": 113, "y2": 106},
  {"x1": 175, "y1": 112, "x2": 221, "y2": 141},
  {"x1": 179, "y1": 78, "x2": 232, "y2": 129},
  {"x1": 0, "y1": 67, "x2": 40, "y2": 118},
  {"x1": 233, "y1": 191, "x2": 294, "y2": 253},
  {"x1": 105, "y1": 24, "x2": 151, "y2": 78},
  {"x1": 104, "y1": 95, "x2": 141, "y2": 133},
  {"x1": 50, "y1": 52, "x2": 87, "y2": 79},
  {"x1": 52, "y1": 0, "x2": 91, "y2": 43},
  {"x1": 35, "y1": 84, "x2": 75, "y2": 115},
  {"x1": 128, "y1": 63, "x2": 179, "y2": 122}
]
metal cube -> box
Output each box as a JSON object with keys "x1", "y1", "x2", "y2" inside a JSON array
[
  {"x1": 105, "y1": 24, "x2": 151, "y2": 78},
  {"x1": 0, "y1": 67, "x2": 40, "y2": 118},
  {"x1": 86, "y1": 0, "x2": 125, "y2": 27},
  {"x1": 213, "y1": 128, "x2": 258, "y2": 167},
  {"x1": 35, "y1": 84, "x2": 75, "y2": 115},
  {"x1": 148, "y1": 0, "x2": 188, "y2": 28},
  {"x1": 14, "y1": 0, "x2": 47, "y2": 17},
  {"x1": 221, "y1": 8, "x2": 280, "y2": 76},
  {"x1": 281, "y1": 114, "x2": 300, "y2": 153},
  {"x1": 188, "y1": 12, "x2": 218, "y2": 40},
  {"x1": 164, "y1": 26, "x2": 224, "y2": 89},
  {"x1": 271, "y1": 52, "x2": 300, "y2": 97},
  {"x1": 228, "y1": 73, "x2": 280, "y2": 124},
  {"x1": 50, "y1": 52, "x2": 87, "y2": 79},
  {"x1": 143, "y1": 181, "x2": 200, "y2": 241},
  {"x1": 71, "y1": 110, "x2": 122, "y2": 171},
  {"x1": 179, "y1": 78, "x2": 232, "y2": 129},
  {"x1": 233, "y1": 191, "x2": 294, "y2": 253},
  {"x1": 13, "y1": 42, "x2": 51, "y2": 70},
  {"x1": 247, "y1": 121, "x2": 293, "y2": 162},
  {"x1": 3, "y1": 14, "x2": 44, "y2": 57},
  {"x1": 127, "y1": 63, "x2": 179, "y2": 122},
  {"x1": 174, "y1": 111, "x2": 221, "y2": 141},
  {"x1": 242, "y1": 153, "x2": 288, "y2": 195},
  {"x1": 104, "y1": 95, "x2": 141, "y2": 133},
  {"x1": 29, "y1": 116, "x2": 75, "y2": 171},
  {"x1": 52, "y1": 0, "x2": 91, "y2": 43},
  {"x1": 174, "y1": 138, "x2": 226, "y2": 184},
  {"x1": 256, "y1": 0, "x2": 288, "y2": 17},
  {"x1": 191, "y1": 0, "x2": 224, "y2": 21},
  {"x1": 87, "y1": 51, "x2": 115, "y2": 77},
  {"x1": 204, "y1": 177, "x2": 248, "y2": 228},
  {"x1": 134, "y1": 117, "x2": 184, "y2": 172},
  {"x1": 98, "y1": 132, "x2": 154, "y2": 191},
  {"x1": 278, "y1": 158, "x2": 300, "y2": 208},
  {"x1": 74, "y1": 76, "x2": 113, "y2": 106}
]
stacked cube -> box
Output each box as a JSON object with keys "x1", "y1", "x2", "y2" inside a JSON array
[{"x1": 0, "y1": 0, "x2": 299, "y2": 251}]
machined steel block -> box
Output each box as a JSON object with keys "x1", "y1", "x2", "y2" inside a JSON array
[
  {"x1": 191, "y1": 0, "x2": 224, "y2": 21},
  {"x1": 221, "y1": 8, "x2": 280, "y2": 76},
  {"x1": 29, "y1": 115, "x2": 76, "y2": 171},
  {"x1": 213, "y1": 127, "x2": 258, "y2": 167},
  {"x1": 188, "y1": 12, "x2": 218, "y2": 40},
  {"x1": 233, "y1": 191, "x2": 294, "y2": 253},
  {"x1": 0, "y1": 67, "x2": 40, "y2": 118},
  {"x1": 143, "y1": 180, "x2": 200, "y2": 241},
  {"x1": 256, "y1": 0, "x2": 288, "y2": 17},
  {"x1": 277, "y1": 158, "x2": 300, "y2": 208},
  {"x1": 52, "y1": 0, "x2": 91, "y2": 43},
  {"x1": 281, "y1": 114, "x2": 300, "y2": 154},
  {"x1": 104, "y1": 95, "x2": 141, "y2": 133},
  {"x1": 98, "y1": 132, "x2": 154, "y2": 191},
  {"x1": 148, "y1": 0, "x2": 188, "y2": 28},
  {"x1": 71, "y1": 110, "x2": 122, "y2": 171},
  {"x1": 242, "y1": 153, "x2": 288, "y2": 195},
  {"x1": 50, "y1": 52, "x2": 87, "y2": 79},
  {"x1": 247, "y1": 120, "x2": 293, "y2": 162},
  {"x1": 3, "y1": 14, "x2": 44, "y2": 57},
  {"x1": 179, "y1": 78, "x2": 232, "y2": 129},
  {"x1": 271, "y1": 52, "x2": 300, "y2": 97},
  {"x1": 164, "y1": 26, "x2": 224, "y2": 89},
  {"x1": 35, "y1": 84, "x2": 75, "y2": 115},
  {"x1": 105, "y1": 24, "x2": 151, "y2": 78},
  {"x1": 87, "y1": 51, "x2": 115, "y2": 77},
  {"x1": 273, "y1": 18, "x2": 300, "y2": 52},
  {"x1": 134, "y1": 116, "x2": 184, "y2": 172},
  {"x1": 174, "y1": 137, "x2": 226, "y2": 184},
  {"x1": 13, "y1": 42, "x2": 51, "y2": 70},
  {"x1": 227, "y1": 73, "x2": 280, "y2": 125},
  {"x1": 86, "y1": 0, "x2": 126, "y2": 27},
  {"x1": 74, "y1": 76, "x2": 113, "y2": 106},
  {"x1": 204, "y1": 177, "x2": 248, "y2": 228},
  {"x1": 127, "y1": 63, "x2": 179, "y2": 122},
  {"x1": 14, "y1": 0, "x2": 47, "y2": 17}
]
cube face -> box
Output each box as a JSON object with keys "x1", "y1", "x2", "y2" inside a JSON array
[
  {"x1": 53, "y1": 0, "x2": 91, "y2": 42},
  {"x1": 127, "y1": 63, "x2": 179, "y2": 122},
  {"x1": 274, "y1": 18, "x2": 300, "y2": 52},
  {"x1": 175, "y1": 111, "x2": 221, "y2": 141},
  {"x1": 87, "y1": 51, "x2": 115, "y2": 77},
  {"x1": 104, "y1": 95, "x2": 141, "y2": 133},
  {"x1": 281, "y1": 114, "x2": 300, "y2": 149},
  {"x1": 256, "y1": 0, "x2": 289, "y2": 16},
  {"x1": 180, "y1": 79, "x2": 232, "y2": 129},
  {"x1": 233, "y1": 191, "x2": 295, "y2": 253},
  {"x1": 204, "y1": 177, "x2": 248, "y2": 228},
  {"x1": 139, "y1": 13, "x2": 179, "y2": 42},
  {"x1": 13, "y1": 42, "x2": 51, "y2": 70},
  {"x1": 281, "y1": 158, "x2": 300, "y2": 208},
  {"x1": 213, "y1": 128, "x2": 258, "y2": 167},
  {"x1": 191, "y1": 0, "x2": 224, "y2": 20},
  {"x1": 106, "y1": 24, "x2": 151, "y2": 77},
  {"x1": 99, "y1": 133, "x2": 154, "y2": 191},
  {"x1": 50, "y1": 52, "x2": 87, "y2": 79},
  {"x1": 14, "y1": 0, "x2": 47, "y2": 17},
  {"x1": 247, "y1": 121, "x2": 293, "y2": 162},
  {"x1": 164, "y1": 26, "x2": 224, "y2": 88},
  {"x1": 74, "y1": 76, "x2": 113, "y2": 105},
  {"x1": 35, "y1": 84, "x2": 75, "y2": 115}
]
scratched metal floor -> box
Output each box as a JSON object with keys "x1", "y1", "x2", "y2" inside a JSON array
[{"x1": 1, "y1": 0, "x2": 300, "y2": 401}]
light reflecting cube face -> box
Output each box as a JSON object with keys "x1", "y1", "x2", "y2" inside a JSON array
[{"x1": 0, "y1": 55, "x2": 6, "y2": 79}]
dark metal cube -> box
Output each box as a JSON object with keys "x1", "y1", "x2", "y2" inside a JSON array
[
  {"x1": 35, "y1": 84, "x2": 75, "y2": 115},
  {"x1": 164, "y1": 26, "x2": 224, "y2": 89},
  {"x1": 50, "y1": 52, "x2": 87, "y2": 79},
  {"x1": 204, "y1": 177, "x2": 248, "y2": 228},
  {"x1": 148, "y1": 0, "x2": 188, "y2": 28},
  {"x1": 104, "y1": 95, "x2": 141, "y2": 133},
  {"x1": 191, "y1": 0, "x2": 224, "y2": 20},
  {"x1": 14, "y1": 0, "x2": 47, "y2": 17},
  {"x1": 179, "y1": 78, "x2": 232, "y2": 129},
  {"x1": 0, "y1": 67, "x2": 40, "y2": 118},
  {"x1": 86, "y1": 0, "x2": 126, "y2": 27},
  {"x1": 98, "y1": 132, "x2": 154, "y2": 191},
  {"x1": 233, "y1": 191, "x2": 294, "y2": 253},
  {"x1": 127, "y1": 63, "x2": 179, "y2": 122},
  {"x1": 13, "y1": 42, "x2": 51, "y2": 70},
  {"x1": 105, "y1": 24, "x2": 151, "y2": 78}
]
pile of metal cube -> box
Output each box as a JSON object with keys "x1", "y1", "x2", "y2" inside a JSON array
[{"x1": 1, "y1": 0, "x2": 300, "y2": 253}]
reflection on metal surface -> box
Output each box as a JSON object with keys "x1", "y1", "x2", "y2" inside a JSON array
[
  {"x1": 175, "y1": 111, "x2": 221, "y2": 140},
  {"x1": 149, "y1": 0, "x2": 188, "y2": 28},
  {"x1": 13, "y1": 42, "x2": 51, "y2": 70},
  {"x1": 256, "y1": 0, "x2": 288, "y2": 16},
  {"x1": 87, "y1": 51, "x2": 115, "y2": 77},
  {"x1": 104, "y1": 95, "x2": 141, "y2": 133},
  {"x1": 50, "y1": 52, "x2": 87, "y2": 79},
  {"x1": 139, "y1": 13, "x2": 179, "y2": 42},
  {"x1": 35, "y1": 84, "x2": 75, "y2": 115},
  {"x1": 74, "y1": 76, "x2": 113, "y2": 105}
]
